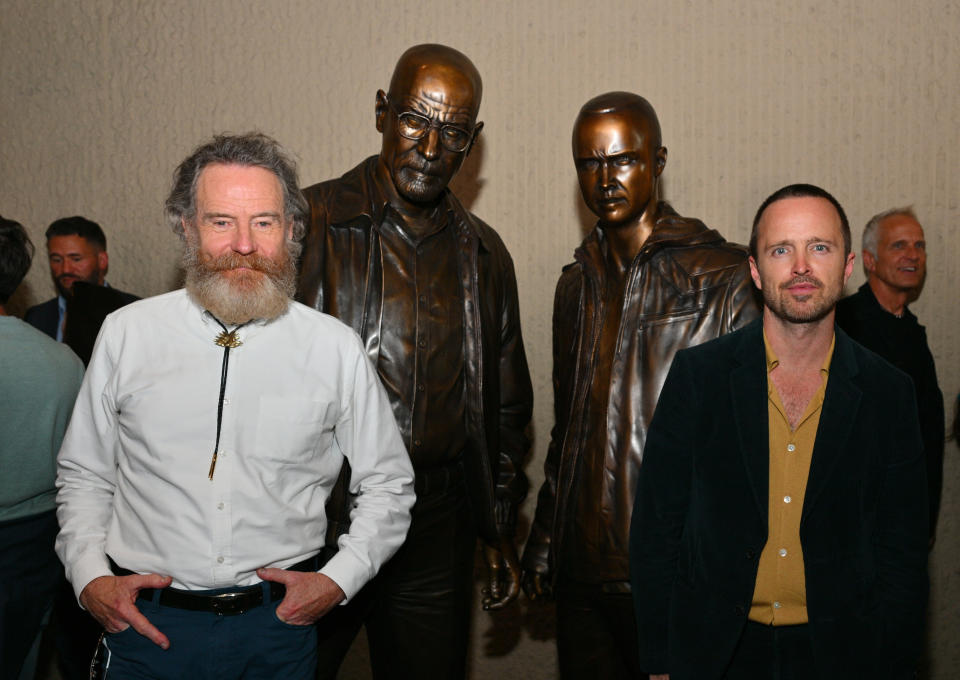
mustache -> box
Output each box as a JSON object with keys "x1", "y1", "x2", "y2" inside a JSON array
[
  {"x1": 400, "y1": 155, "x2": 441, "y2": 176},
  {"x1": 203, "y1": 251, "x2": 286, "y2": 276},
  {"x1": 779, "y1": 275, "x2": 823, "y2": 290}
]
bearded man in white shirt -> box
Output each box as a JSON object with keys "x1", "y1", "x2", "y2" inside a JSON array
[{"x1": 55, "y1": 132, "x2": 415, "y2": 680}]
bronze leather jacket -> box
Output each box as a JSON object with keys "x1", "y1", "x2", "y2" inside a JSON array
[
  {"x1": 522, "y1": 202, "x2": 760, "y2": 581},
  {"x1": 296, "y1": 156, "x2": 533, "y2": 544}
]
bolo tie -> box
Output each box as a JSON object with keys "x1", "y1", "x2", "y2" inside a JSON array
[{"x1": 207, "y1": 315, "x2": 249, "y2": 480}]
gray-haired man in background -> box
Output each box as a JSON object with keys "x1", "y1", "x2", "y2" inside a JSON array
[{"x1": 835, "y1": 207, "x2": 944, "y2": 545}]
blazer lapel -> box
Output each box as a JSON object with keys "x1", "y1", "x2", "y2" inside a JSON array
[
  {"x1": 730, "y1": 322, "x2": 770, "y2": 523},
  {"x1": 802, "y1": 329, "x2": 862, "y2": 523}
]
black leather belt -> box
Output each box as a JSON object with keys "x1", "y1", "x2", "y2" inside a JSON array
[
  {"x1": 141, "y1": 581, "x2": 284, "y2": 616},
  {"x1": 109, "y1": 553, "x2": 325, "y2": 617}
]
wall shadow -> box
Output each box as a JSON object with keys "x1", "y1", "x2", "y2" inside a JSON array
[
  {"x1": 572, "y1": 181, "x2": 594, "y2": 240},
  {"x1": 448, "y1": 135, "x2": 487, "y2": 213}
]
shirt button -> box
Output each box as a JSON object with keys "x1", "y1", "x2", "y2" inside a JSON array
[
  {"x1": 773, "y1": 601, "x2": 782, "y2": 609},
  {"x1": 418, "y1": 295, "x2": 426, "y2": 303},
  {"x1": 417, "y1": 384, "x2": 424, "y2": 392},
  {"x1": 216, "y1": 556, "x2": 224, "y2": 564},
  {"x1": 413, "y1": 439, "x2": 421, "y2": 447},
  {"x1": 222, "y1": 398, "x2": 230, "y2": 406},
  {"x1": 784, "y1": 495, "x2": 792, "y2": 504},
  {"x1": 217, "y1": 502, "x2": 224, "y2": 510},
  {"x1": 418, "y1": 339, "x2": 426, "y2": 348},
  {"x1": 787, "y1": 443, "x2": 796, "y2": 452},
  {"x1": 779, "y1": 548, "x2": 787, "y2": 557}
]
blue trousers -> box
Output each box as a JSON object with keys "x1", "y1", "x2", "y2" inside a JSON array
[{"x1": 99, "y1": 581, "x2": 316, "y2": 680}]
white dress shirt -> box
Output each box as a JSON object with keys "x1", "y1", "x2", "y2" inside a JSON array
[{"x1": 55, "y1": 289, "x2": 414, "y2": 601}]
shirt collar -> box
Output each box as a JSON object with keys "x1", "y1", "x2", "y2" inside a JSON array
[
  {"x1": 188, "y1": 292, "x2": 276, "y2": 344},
  {"x1": 763, "y1": 329, "x2": 836, "y2": 376}
]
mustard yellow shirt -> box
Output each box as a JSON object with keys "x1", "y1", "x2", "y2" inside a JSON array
[{"x1": 749, "y1": 332, "x2": 835, "y2": 625}]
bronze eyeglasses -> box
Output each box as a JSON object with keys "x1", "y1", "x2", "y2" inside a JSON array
[{"x1": 386, "y1": 97, "x2": 475, "y2": 153}]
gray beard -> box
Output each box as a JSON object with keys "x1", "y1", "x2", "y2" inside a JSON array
[{"x1": 182, "y1": 240, "x2": 299, "y2": 325}]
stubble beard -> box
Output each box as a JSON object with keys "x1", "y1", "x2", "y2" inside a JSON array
[
  {"x1": 183, "y1": 239, "x2": 299, "y2": 325},
  {"x1": 763, "y1": 274, "x2": 841, "y2": 325}
]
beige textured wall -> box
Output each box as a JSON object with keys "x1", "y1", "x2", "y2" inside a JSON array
[{"x1": 3, "y1": 0, "x2": 957, "y2": 677}]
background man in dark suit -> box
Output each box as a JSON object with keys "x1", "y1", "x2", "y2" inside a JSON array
[
  {"x1": 25, "y1": 216, "x2": 138, "y2": 364},
  {"x1": 631, "y1": 184, "x2": 928, "y2": 679},
  {"x1": 23, "y1": 216, "x2": 137, "y2": 678}
]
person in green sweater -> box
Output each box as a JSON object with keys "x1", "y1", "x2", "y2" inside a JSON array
[{"x1": 0, "y1": 215, "x2": 84, "y2": 680}]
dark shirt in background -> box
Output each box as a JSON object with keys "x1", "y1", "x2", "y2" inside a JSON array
[{"x1": 836, "y1": 282, "x2": 945, "y2": 539}]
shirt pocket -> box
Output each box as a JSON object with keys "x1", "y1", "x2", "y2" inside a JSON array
[{"x1": 254, "y1": 396, "x2": 337, "y2": 462}]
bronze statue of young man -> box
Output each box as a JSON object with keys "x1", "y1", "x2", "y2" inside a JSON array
[
  {"x1": 521, "y1": 92, "x2": 759, "y2": 679},
  {"x1": 297, "y1": 44, "x2": 533, "y2": 679}
]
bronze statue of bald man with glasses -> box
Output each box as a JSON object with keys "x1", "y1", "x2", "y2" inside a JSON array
[{"x1": 297, "y1": 44, "x2": 533, "y2": 679}]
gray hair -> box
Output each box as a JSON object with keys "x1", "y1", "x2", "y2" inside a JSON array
[
  {"x1": 862, "y1": 205, "x2": 916, "y2": 275},
  {"x1": 165, "y1": 132, "x2": 308, "y2": 242}
]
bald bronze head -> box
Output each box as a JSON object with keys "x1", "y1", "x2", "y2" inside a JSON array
[
  {"x1": 375, "y1": 44, "x2": 484, "y2": 211},
  {"x1": 573, "y1": 92, "x2": 667, "y2": 230}
]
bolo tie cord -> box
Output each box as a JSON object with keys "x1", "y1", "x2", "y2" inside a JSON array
[{"x1": 208, "y1": 315, "x2": 249, "y2": 480}]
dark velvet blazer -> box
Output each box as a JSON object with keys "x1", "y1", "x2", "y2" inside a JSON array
[{"x1": 630, "y1": 318, "x2": 928, "y2": 679}]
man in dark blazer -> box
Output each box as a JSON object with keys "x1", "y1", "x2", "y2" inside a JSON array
[
  {"x1": 25, "y1": 216, "x2": 137, "y2": 365},
  {"x1": 630, "y1": 184, "x2": 928, "y2": 679}
]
